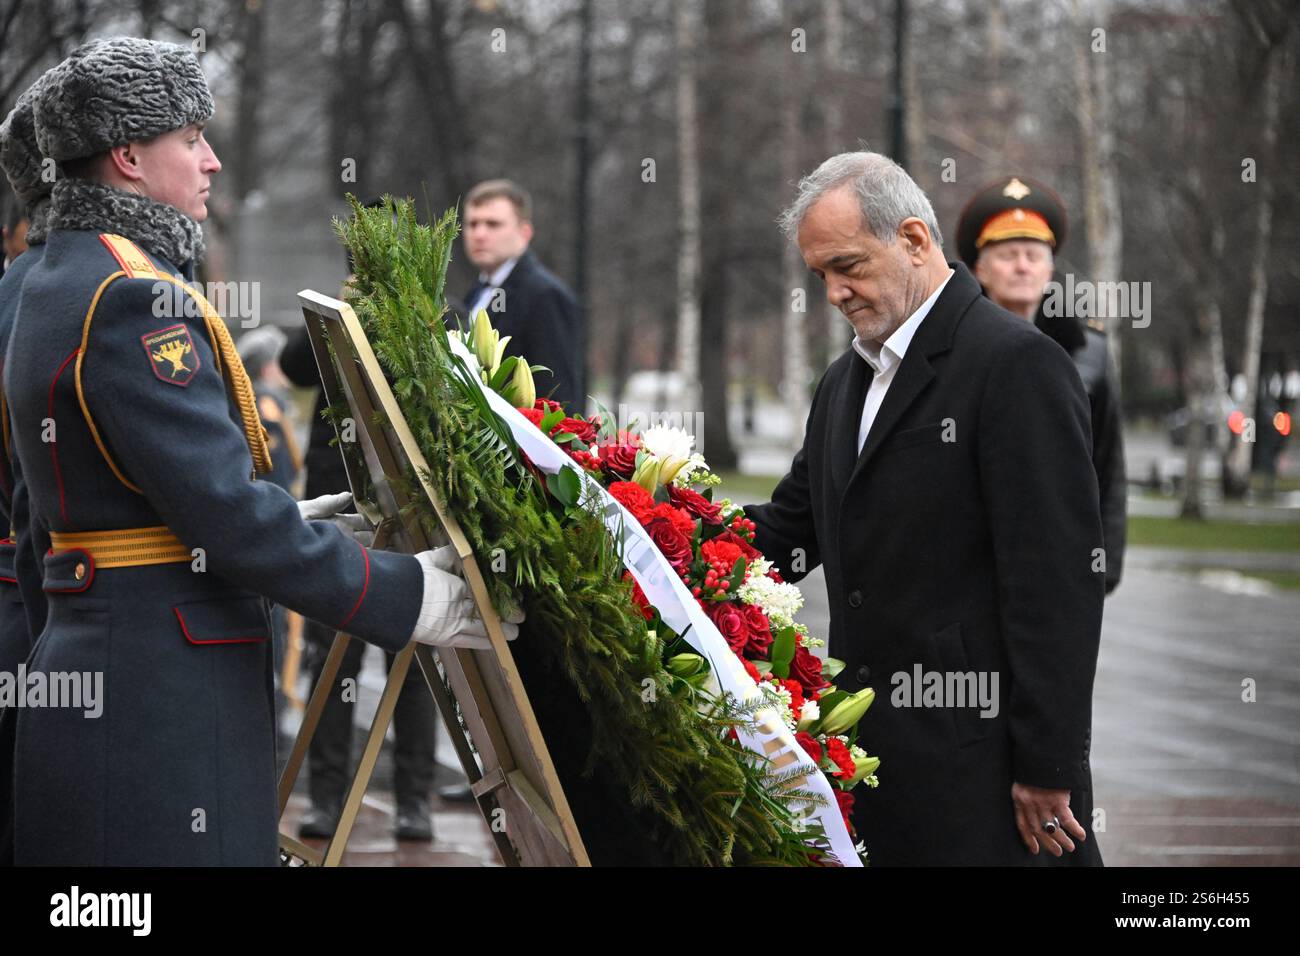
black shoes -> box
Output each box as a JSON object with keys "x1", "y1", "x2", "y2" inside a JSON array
[
  {"x1": 437, "y1": 782, "x2": 475, "y2": 803},
  {"x1": 394, "y1": 801, "x2": 433, "y2": 841},
  {"x1": 297, "y1": 804, "x2": 339, "y2": 840}
]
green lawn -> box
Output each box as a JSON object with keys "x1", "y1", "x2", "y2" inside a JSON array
[
  {"x1": 1234, "y1": 570, "x2": 1300, "y2": 592},
  {"x1": 1128, "y1": 516, "x2": 1300, "y2": 552},
  {"x1": 718, "y1": 474, "x2": 1300, "y2": 554},
  {"x1": 715, "y1": 472, "x2": 783, "y2": 505}
]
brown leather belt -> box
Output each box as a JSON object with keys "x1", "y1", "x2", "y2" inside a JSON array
[{"x1": 49, "y1": 525, "x2": 191, "y2": 569}]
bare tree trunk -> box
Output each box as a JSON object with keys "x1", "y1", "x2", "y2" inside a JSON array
[
  {"x1": 903, "y1": 1, "x2": 926, "y2": 190},
  {"x1": 1181, "y1": 325, "x2": 1213, "y2": 520},
  {"x1": 233, "y1": 0, "x2": 266, "y2": 201},
  {"x1": 1225, "y1": 42, "x2": 1283, "y2": 495},
  {"x1": 1072, "y1": 0, "x2": 1124, "y2": 383},
  {"x1": 822, "y1": 0, "x2": 847, "y2": 368},
  {"x1": 695, "y1": 0, "x2": 736, "y2": 470},
  {"x1": 781, "y1": 0, "x2": 808, "y2": 452},
  {"x1": 673, "y1": 0, "x2": 701, "y2": 412}
]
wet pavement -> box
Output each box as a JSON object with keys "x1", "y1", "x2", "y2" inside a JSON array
[{"x1": 281, "y1": 545, "x2": 1299, "y2": 867}]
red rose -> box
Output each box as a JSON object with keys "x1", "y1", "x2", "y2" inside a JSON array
[
  {"x1": 601, "y1": 443, "x2": 640, "y2": 478},
  {"x1": 767, "y1": 566, "x2": 786, "y2": 584},
  {"x1": 795, "y1": 731, "x2": 823, "y2": 763},
  {"x1": 668, "y1": 485, "x2": 723, "y2": 525},
  {"x1": 519, "y1": 407, "x2": 544, "y2": 427},
  {"x1": 608, "y1": 481, "x2": 656, "y2": 524},
  {"x1": 649, "y1": 502, "x2": 695, "y2": 539},
  {"x1": 788, "y1": 644, "x2": 828, "y2": 697},
  {"x1": 835, "y1": 790, "x2": 856, "y2": 832},
  {"x1": 700, "y1": 538, "x2": 745, "y2": 573},
  {"x1": 534, "y1": 398, "x2": 564, "y2": 414},
  {"x1": 647, "y1": 516, "x2": 693, "y2": 571},
  {"x1": 742, "y1": 604, "x2": 773, "y2": 658},
  {"x1": 707, "y1": 602, "x2": 749, "y2": 655},
  {"x1": 824, "y1": 737, "x2": 856, "y2": 779},
  {"x1": 556, "y1": 416, "x2": 598, "y2": 445}
]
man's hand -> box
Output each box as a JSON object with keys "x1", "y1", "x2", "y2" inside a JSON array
[
  {"x1": 297, "y1": 491, "x2": 353, "y2": 521},
  {"x1": 410, "y1": 545, "x2": 525, "y2": 650},
  {"x1": 297, "y1": 491, "x2": 375, "y2": 546},
  {"x1": 1011, "y1": 782, "x2": 1087, "y2": 857}
]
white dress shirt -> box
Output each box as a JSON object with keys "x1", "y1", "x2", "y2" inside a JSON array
[
  {"x1": 853, "y1": 270, "x2": 953, "y2": 454},
  {"x1": 468, "y1": 256, "x2": 519, "y2": 318}
]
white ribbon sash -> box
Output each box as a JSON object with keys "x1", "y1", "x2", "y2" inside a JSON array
[{"x1": 448, "y1": 337, "x2": 861, "y2": 865}]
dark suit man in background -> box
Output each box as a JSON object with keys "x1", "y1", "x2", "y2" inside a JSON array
[
  {"x1": 956, "y1": 177, "x2": 1127, "y2": 594},
  {"x1": 747, "y1": 151, "x2": 1105, "y2": 866},
  {"x1": 458, "y1": 179, "x2": 584, "y2": 411}
]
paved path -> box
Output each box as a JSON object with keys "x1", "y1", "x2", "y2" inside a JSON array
[{"x1": 795, "y1": 558, "x2": 1300, "y2": 866}]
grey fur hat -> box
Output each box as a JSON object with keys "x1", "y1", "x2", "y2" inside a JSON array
[
  {"x1": 34, "y1": 37, "x2": 214, "y2": 163},
  {"x1": 0, "y1": 77, "x2": 53, "y2": 210}
]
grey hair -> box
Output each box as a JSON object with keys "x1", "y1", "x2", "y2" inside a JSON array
[{"x1": 778, "y1": 151, "x2": 943, "y2": 249}]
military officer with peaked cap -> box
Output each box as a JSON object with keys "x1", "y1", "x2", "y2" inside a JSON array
[
  {"x1": 0, "y1": 68, "x2": 58, "y2": 867},
  {"x1": 957, "y1": 176, "x2": 1127, "y2": 594},
  {"x1": 6, "y1": 36, "x2": 515, "y2": 866}
]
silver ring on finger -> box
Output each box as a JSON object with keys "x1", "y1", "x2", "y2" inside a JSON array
[{"x1": 1041, "y1": 816, "x2": 1060, "y2": 834}]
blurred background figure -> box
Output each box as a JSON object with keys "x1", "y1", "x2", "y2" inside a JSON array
[
  {"x1": 237, "y1": 325, "x2": 305, "y2": 727},
  {"x1": 957, "y1": 176, "x2": 1127, "y2": 594},
  {"x1": 1, "y1": 187, "x2": 28, "y2": 273},
  {"x1": 457, "y1": 179, "x2": 585, "y2": 411},
  {"x1": 279, "y1": 238, "x2": 444, "y2": 842}
]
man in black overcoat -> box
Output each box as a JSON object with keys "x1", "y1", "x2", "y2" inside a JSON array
[{"x1": 747, "y1": 152, "x2": 1105, "y2": 866}]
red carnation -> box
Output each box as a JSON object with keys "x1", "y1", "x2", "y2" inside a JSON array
[
  {"x1": 788, "y1": 644, "x2": 828, "y2": 697},
  {"x1": 742, "y1": 604, "x2": 773, "y2": 658},
  {"x1": 556, "y1": 416, "x2": 598, "y2": 445},
  {"x1": 716, "y1": 529, "x2": 761, "y2": 561},
  {"x1": 824, "y1": 737, "x2": 856, "y2": 779},
  {"x1": 601, "y1": 443, "x2": 640, "y2": 478},
  {"x1": 795, "y1": 731, "x2": 823, "y2": 763},
  {"x1": 708, "y1": 602, "x2": 749, "y2": 655},
  {"x1": 781, "y1": 678, "x2": 806, "y2": 719},
  {"x1": 624, "y1": 572, "x2": 654, "y2": 622},
  {"x1": 519, "y1": 407, "x2": 544, "y2": 427},
  {"x1": 742, "y1": 659, "x2": 762, "y2": 684},
  {"x1": 668, "y1": 485, "x2": 723, "y2": 525},
  {"x1": 700, "y1": 538, "x2": 745, "y2": 573},
  {"x1": 608, "y1": 481, "x2": 656, "y2": 524}
]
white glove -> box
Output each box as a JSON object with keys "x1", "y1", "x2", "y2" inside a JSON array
[
  {"x1": 297, "y1": 492, "x2": 374, "y2": 546},
  {"x1": 410, "y1": 545, "x2": 524, "y2": 650},
  {"x1": 298, "y1": 491, "x2": 353, "y2": 520}
]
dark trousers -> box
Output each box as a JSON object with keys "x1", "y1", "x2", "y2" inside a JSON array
[{"x1": 303, "y1": 616, "x2": 437, "y2": 810}]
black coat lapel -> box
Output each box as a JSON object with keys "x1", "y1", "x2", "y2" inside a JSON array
[
  {"x1": 845, "y1": 263, "x2": 981, "y2": 490},
  {"x1": 830, "y1": 350, "x2": 870, "y2": 499}
]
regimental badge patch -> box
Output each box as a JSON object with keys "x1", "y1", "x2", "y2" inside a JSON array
[{"x1": 142, "y1": 324, "x2": 199, "y2": 386}]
